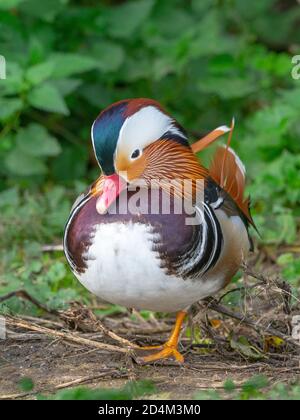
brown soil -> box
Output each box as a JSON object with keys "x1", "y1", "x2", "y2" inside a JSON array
[
  {"x1": 1, "y1": 256, "x2": 299, "y2": 400},
  {"x1": 0, "y1": 314, "x2": 299, "y2": 400}
]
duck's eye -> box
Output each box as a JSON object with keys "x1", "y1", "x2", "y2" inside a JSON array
[{"x1": 131, "y1": 149, "x2": 141, "y2": 159}]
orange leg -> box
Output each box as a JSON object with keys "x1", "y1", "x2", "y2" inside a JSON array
[{"x1": 136, "y1": 311, "x2": 187, "y2": 364}]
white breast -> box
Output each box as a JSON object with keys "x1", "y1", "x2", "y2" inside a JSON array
[{"x1": 74, "y1": 222, "x2": 225, "y2": 312}]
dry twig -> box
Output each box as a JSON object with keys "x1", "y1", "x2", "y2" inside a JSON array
[
  {"x1": 204, "y1": 299, "x2": 300, "y2": 349},
  {"x1": 5, "y1": 317, "x2": 130, "y2": 354}
]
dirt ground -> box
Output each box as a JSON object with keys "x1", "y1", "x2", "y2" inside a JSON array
[
  {"x1": 1, "y1": 256, "x2": 300, "y2": 400},
  {"x1": 0, "y1": 310, "x2": 299, "y2": 400}
]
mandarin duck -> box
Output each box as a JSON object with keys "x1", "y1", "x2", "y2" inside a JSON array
[{"x1": 64, "y1": 98, "x2": 254, "y2": 363}]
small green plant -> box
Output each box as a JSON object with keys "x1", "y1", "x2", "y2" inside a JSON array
[
  {"x1": 195, "y1": 376, "x2": 300, "y2": 400},
  {"x1": 18, "y1": 377, "x2": 34, "y2": 392},
  {"x1": 38, "y1": 380, "x2": 156, "y2": 400}
]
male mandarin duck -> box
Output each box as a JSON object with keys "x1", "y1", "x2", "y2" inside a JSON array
[{"x1": 64, "y1": 98, "x2": 254, "y2": 363}]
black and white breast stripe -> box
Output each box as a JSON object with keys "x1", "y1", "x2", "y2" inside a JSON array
[
  {"x1": 172, "y1": 202, "x2": 223, "y2": 279},
  {"x1": 63, "y1": 191, "x2": 91, "y2": 272}
]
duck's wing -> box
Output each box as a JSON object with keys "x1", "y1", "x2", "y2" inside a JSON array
[
  {"x1": 192, "y1": 119, "x2": 256, "y2": 230},
  {"x1": 208, "y1": 145, "x2": 255, "y2": 228}
]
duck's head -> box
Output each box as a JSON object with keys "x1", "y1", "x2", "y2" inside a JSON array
[
  {"x1": 91, "y1": 98, "x2": 204, "y2": 213},
  {"x1": 91, "y1": 98, "x2": 190, "y2": 177}
]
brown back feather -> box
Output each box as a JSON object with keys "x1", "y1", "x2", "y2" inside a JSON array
[
  {"x1": 209, "y1": 146, "x2": 254, "y2": 227},
  {"x1": 191, "y1": 119, "x2": 255, "y2": 228}
]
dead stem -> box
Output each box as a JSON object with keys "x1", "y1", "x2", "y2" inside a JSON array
[
  {"x1": 203, "y1": 299, "x2": 300, "y2": 349},
  {"x1": 5, "y1": 317, "x2": 130, "y2": 354}
]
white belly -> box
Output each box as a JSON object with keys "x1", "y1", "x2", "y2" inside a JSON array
[{"x1": 75, "y1": 222, "x2": 225, "y2": 312}]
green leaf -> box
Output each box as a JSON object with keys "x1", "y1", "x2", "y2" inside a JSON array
[
  {"x1": 105, "y1": 0, "x2": 154, "y2": 38},
  {"x1": 0, "y1": 62, "x2": 24, "y2": 95},
  {"x1": 124, "y1": 380, "x2": 156, "y2": 398},
  {"x1": 242, "y1": 375, "x2": 269, "y2": 393},
  {"x1": 271, "y1": 213, "x2": 296, "y2": 245},
  {"x1": 0, "y1": 188, "x2": 20, "y2": 208},
  {"x1": 188, "y1": 11, "x2": 236, "y2": 58},
  {"x1": 16, "y1": 124, "x2": 61, "y2": 157},
  {"x1": 51, "y1": 145, "x2": 87, "y2": 182},
  {"x1": 18, "y1": 377, "x2": 34, "y2": 392},
  {"x1": 5, "y1": 148, "x2": 47, "y2": 176},
  {"x1": 50, "y1": 53, "x2": 98, "y2": 78},
  {"x1": 277, "y1": 253, "x2": 294, "y2": 266},
  {"x1": 281, "y1": 258, "x2": 300, "y2": 286},
  {"x1": 28, "y1": 83, "x2": 69, "y2": 115},
  {"x1": 19, "y1": 0, "x2": 64, "y2": 21},
  {"x1": 26, "y1": 61, "x2": 54, "y2": 85},
  {"x1": 39, "y1": 380, "x2": 155, "y2": 400},
  {"x1": 230, "y1": 336, "x2": 264, "y2": 360},
  {"x1": 198, "y1": 75, "x2": 257, "y2": 99},
  {"x1": 23, "y1": 241, "x2": 42, "y2": 258},
  {"x1": 52, "y1": 79, "x2": 82, "y2": 95},
  {"x1": 0, "y1": 0, "x2": 25, "y2": 10},
  {"x1": 46, "y1": 261, "x2": 66, "y2": 284},
  {"x1": 91, "y1": 42, "x2": 124, "y2": 73},
  {"x1": 224, "y1": 379, "x2": 236, "y2": 392},
  {"x1": 152, "y1": 8, "x2": 195, "y2": 39},
  {"x1": 0, "y1": 98, "x2": 22, "y2": 122}
]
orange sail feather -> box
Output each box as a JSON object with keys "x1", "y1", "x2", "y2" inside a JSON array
[
  {"x1": 209, "y1": 145, "x2": 254, "y2": 226},
  {"x1": 192, "y1": 119, "x2": 255, "y2": 227},
  {"x1": 191, "y1": 124, "x2": 231, "y2": 154}
]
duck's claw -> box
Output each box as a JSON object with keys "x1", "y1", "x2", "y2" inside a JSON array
[
  {"x1": 133, "y1": 310, "x2": 187, "y2": 364},
  {"x1": 135, "y1": 344, "x2": 184, "y2": 364}
]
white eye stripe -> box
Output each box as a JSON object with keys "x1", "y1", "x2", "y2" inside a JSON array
[{"x1": 117, "y1": 106, "x2": 186, "y2": 154}]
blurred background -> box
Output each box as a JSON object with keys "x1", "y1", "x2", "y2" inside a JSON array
[{"x1": 0, "y1": 0, "x2": 300, "y2": 312}]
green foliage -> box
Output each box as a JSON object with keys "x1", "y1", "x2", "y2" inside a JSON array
[
  {"x1": 0, "y1": 186, "x2": 89, "y2": 313},
  {"x1": 195, "y1": 376, "x2": 300, "y2": 400},
  {"x1": 6, "y1": 124, "x2": 61, "y2": 176},
  {"x1": 28, "y1": 83, "x2": 70, "y2": 115},
  {"x1": 0, "y1": 0, "x2": 300, "y2": 310},
  {"x1": 18, "y1": 377, "x2": 35, "y2": 392},
  {"x1": 230, "y1": 336, "x2": 265, "y2": 360},
  {"x1": 39, "y1": 380, "x2": 156, "y2": 400},
  {"x1": 277, "y1": 252, "x2": 300, "y2": 300}
]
